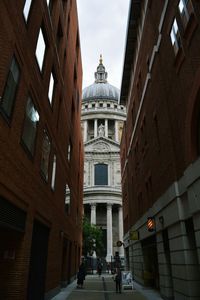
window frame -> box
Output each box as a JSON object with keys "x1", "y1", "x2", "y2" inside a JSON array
[
  {"x1": 51, "y1": 154, "x2": 57, "y2": 190},
  {"x1": 94, "y1": 163, "x2": 108, "y2": 186},
  {"x1": 178, "y1": 0, "x2": 190, "y2": 24},
  {"x1": 170, "y1": 18, "x2": 181, "y2": 55},
  {"x1": 48, "y1": 71, "x2": 56, "y2": 105},
  {"x1": 21, "y1": 96, "x2": 40, "y2": 157},
  {"x1": 65, "y1": 184, "x2": 71, "y2": 214},
  {"x1": 23, "y1": 0, "x2": 33, "y2": 22},
  {"x1": 35, "y1": 27, "x2": 47, "y2": 72},
  {"x1": 0, "y1": 56, "x2": 20, "y2": 121}
]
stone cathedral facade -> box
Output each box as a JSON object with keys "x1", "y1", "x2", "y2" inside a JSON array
[{"x1": 81, "y1": 57, "x2": 126, "y2": 263}]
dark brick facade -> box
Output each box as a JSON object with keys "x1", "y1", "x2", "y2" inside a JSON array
[
  {"x1": 120, "y1": 1, "x2": 200, "y2": 298},
  {"x1": 0, "y1": 0, "x2": 83, "y2": 299},
  {"x1": 121, "y1": 0, "x2": 200, "y2": 233}
]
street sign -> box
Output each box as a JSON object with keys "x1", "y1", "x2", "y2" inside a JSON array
[{"x1": 122, "y1": 271, "x2": 134, "y2": 290}]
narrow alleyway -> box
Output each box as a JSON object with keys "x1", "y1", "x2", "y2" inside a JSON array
[{"x1": 52, "y1": 274, "x2": 164, "y2": 300}]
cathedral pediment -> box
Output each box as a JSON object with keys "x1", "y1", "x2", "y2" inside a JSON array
[{"x1": 84, "y1": 137, "x2": 120, "y2": 152}]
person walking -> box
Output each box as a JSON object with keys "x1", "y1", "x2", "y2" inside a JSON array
[
  {"x1": 97, "y1": 259, "x2": 103, "y2": 277},
  {"x1": 114, "y1": 267, "x2": 122, "y2": 293},
  {"x1": 77, "y1": 261, "x2": 86, "y2": 289}
]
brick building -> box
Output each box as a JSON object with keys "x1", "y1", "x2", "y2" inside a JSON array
[
  {"x1": 0, "y1": 1, "x2": 83, "y2": 299},
  {"x1": 120, "y1": 0, "x2": 200, "y2": 299}
]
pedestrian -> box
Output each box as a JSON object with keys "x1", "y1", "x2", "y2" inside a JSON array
[
  {"x1": 77, "y1": 261, "x2": 86, "y2": 289},
  {"x1": 97, "y1": 259, "x2": 103, "y2": 277},
  {"x1": 107, "y1": 262, "x2": 110, "y2": 274},
  {"x1": 114, "y1": 267, "x2": 122, "y2": 293}
]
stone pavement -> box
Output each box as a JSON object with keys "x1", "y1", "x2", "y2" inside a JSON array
[{"x1": 51, "y1": 274, "x2": 164, "y2": 300}]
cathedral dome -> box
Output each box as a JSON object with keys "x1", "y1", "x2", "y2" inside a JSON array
[{"x1": 82, "y1": 56, "x2": 120, "y2": 101}]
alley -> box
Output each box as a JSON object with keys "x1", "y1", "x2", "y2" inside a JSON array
[{"x1": 52, "y1": 275, "x2": 164, "y2": 300}]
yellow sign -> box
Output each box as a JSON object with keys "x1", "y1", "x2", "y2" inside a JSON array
[{"x1": 129, "y1": 230, "x2": 139, "y2": 240}]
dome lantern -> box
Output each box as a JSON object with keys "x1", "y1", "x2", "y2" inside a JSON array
[
  {"x1": 95, "y1": 54, "x2": 108, "y2": 83},
  {"x1": 82, "y1": 56, "x2": 120, "y2": 101}
]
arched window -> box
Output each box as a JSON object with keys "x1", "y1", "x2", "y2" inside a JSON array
[{"x1": 94, "y1": 164, "x2": 108, "y2": 185}]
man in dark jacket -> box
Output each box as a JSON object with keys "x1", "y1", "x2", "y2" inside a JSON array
[
  {"x1": 77, "y1": 262, "x2": 86, "y2": 288},
  {"x1": 115, "y1": 267, "x2": 122, "y2": 293}
]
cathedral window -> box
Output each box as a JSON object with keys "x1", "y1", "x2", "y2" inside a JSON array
[{"x1": 94, "y1": 163, "x2": 108, "y2": 185}]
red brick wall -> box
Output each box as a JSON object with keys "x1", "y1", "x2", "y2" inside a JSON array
[
  {"x1": 121, "y1": 0, "x2": 200, "y2": 229},
  {"x1": 0, "y1": 0, "x2": 83, "y2": 298}
]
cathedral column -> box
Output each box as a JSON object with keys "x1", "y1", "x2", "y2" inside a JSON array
[
  {"x1": 90, "y1": 203, "x2": 96, "y2": 257},
  {"x1": 90, "y1": 203, "x2": 96, "y2": 225},
  {"x1": 105, "y1": 119, "x2": 108, "y2": 138},
  {"x1": 84, "y1": 120, "x2": 88, "y2": 142},
  {"x1": 115, "y1": 120, "x2": 119, "y2": 142},
  {"x1": 94, "y1": 119, "x2": 98, "y2": 138},
  {"x1": 106, "y1": 204, "x2": 113, "y2": 262},
  {"x1": 118, "y1": 205, "x2": 124, "y2": 257}
]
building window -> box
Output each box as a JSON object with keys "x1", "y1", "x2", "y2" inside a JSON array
[
  {"x1": 65, "y1": 184, "x2": 71, "y2": 214},
  {"x1": 23, "y1": 0, "x2": 32, "y2": 21},
  {"x1": 35, "y1": 28, "x2": 46, "y2": 71},
  {"x1": 41, "y1": 131, "x2": 51, "y2": 181},
  {"x1": 170, "y1": 18, "x2": 181, "y2": 54},
  {"x1": 48, "y1": 72, "x2": 55, "y2": 105},
  {"x1": 51, "y1": 155, "x2": 56, "y2": 190},
  {"x1": 178, "y1": 0, "x2": 190, "y2": 24},
  {"x1": 21, "y1": 97, "x2": 39, "y2": 156},
  {"x1": 0, "y1": 56, "x2": 20, "y2": 119},
  {"x1": 94, "y1": 163, "x2": 108, "y2": 185},
  {"x1": 68, "y1": 140, "x2": 72, "y2": 161}
]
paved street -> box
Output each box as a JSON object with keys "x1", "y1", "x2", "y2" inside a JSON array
[{"x1": 52, "y1": 275, "x2": 164, "y2": 300}]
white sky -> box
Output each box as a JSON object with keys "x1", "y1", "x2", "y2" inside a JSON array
[{"x1": 76, "y1": 0, "x2": 130, "y2": 90}]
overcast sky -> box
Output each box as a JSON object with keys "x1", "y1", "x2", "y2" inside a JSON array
[{"x1": 76, "y1": 0, "x2": 130, "y2": 90}]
